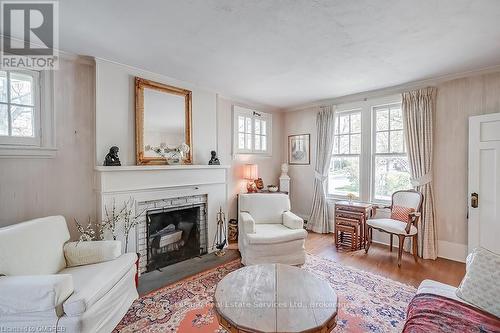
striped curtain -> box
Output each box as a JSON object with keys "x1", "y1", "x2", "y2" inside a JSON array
[
  {"x1": 402, "y1": 87, "x2": 437, "y2": 259},
  {"x1": 308, "y1": 106, "x2": 335, "y2": 233}
]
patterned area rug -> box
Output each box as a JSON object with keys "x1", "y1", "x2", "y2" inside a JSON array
[{"x1": 115, "y1": 254, "x2": 416, "y2": 332}]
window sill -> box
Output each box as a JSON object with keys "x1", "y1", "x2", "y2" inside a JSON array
[
  {"x1": 0, "y1": 146, "x2": 58, "y2": 158},
  {"x1": 326, "y1": 195, "x2": 360, "y2": 202},
  {"x1": 233, "y1": 153, "x2": 272, "y2": 159}
]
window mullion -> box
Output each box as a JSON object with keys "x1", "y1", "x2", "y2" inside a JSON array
[
  {"x1": 360, "y1": 104, "x2": 371, "y2": 202},
  {"x1": 6, "y1": 72, "x2": 12, "y2": 136}
]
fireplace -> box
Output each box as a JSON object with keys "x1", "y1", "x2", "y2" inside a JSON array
[{"x1": 135, "y1": 195, "x2": 208, "y2": 273}]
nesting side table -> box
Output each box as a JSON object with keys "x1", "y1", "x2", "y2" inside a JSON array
[{"x1": 334, "y1": 201, "x2": 373, "y2": 250}]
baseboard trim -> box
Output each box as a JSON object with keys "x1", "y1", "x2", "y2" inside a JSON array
[
  {"x1": 368, "y1": 231, "x2": 467, "y2": 263},
  {"x1": 437, "y1": 240, "x2": 467, "y2": 263}
]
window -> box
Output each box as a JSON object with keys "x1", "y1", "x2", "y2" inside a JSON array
[
  {"x1": 373, "y1": 104, "x2": 411, "y2": 201},
  {"x1": 0, "y1": 70, "x2": 39, "y2": 145},
  {"x1": 0, "y1": 70, "x2": 55, "y2": 157},
  {"x1": 328, "y1": 110, "x2": 361, "y2": 197},
  {"x1": 233, "y1": 106, "x2": 272, "y2": 155},
  {"x1": 327, "y1": 96, "x2": 412, "y2": 202}
]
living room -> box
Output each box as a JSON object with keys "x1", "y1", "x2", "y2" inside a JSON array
[{"x1": 0, "y1": 1, "x2": 499, "y2": 332}]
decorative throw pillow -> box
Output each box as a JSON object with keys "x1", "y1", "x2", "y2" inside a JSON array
[
  {"x1": 456, "y1": 247, "x2": 500, "y2": 317},
  {"x1": 64, "y1": 240, "x2": 122, "y2": 267},
  {"x1": 391, "y1": 205, "x2": 415, "y2": 222}
]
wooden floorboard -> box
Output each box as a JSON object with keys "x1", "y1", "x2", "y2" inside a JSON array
[{"x1": 305, "y1": 232, "x2": 466, "y2": 288}]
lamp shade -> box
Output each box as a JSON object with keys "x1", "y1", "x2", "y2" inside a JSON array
[{"x1": 243, "y1": 164, "x2": 258, "y2": 180}]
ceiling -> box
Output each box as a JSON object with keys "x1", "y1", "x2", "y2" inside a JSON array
[{"x1": 54, "y1": 0, "x2": 500, "y2": 109}]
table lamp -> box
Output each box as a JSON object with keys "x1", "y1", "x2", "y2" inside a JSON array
[{"x1": 243, "y1": 164, "x2": 258, "y2": 193}]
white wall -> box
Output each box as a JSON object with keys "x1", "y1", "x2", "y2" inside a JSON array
[
  {"x1": 433, "y1": 71, "x2": 500, "y2": 260},
  {"x1": 282, "y1": 107, "x2": 318, "y2": 218},
  {"x1": 95, "y1": 59, "x2": 217, "y2": 165},
  {"x1": 95, "y1": 60, "x2": 285, "y2": 221},
  {"x1": 0, "y1": 57, "x2": 96, "y2": 238},
  {"x1": 217, "y1": 96, "x2": 284, "y2": 219},
  {"x1": 283, "y1": 70, "x2": 500, "y2": 262}
]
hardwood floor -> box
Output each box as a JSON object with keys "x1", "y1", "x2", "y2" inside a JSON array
[{"x1": 306, "y1": 232, "x2": 466, "y2": 288}]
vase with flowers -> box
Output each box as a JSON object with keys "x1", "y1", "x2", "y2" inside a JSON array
[{"x1": 147, "y1": 142, "x2": 190, "y2": 165}]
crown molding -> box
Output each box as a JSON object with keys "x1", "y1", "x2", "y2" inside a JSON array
[
  {"x1": 287, "y1": 64, "x2": 500, "y2": 112},
  {"x1": 0, "y1": 34, "x2": 95, "y2": 66}
]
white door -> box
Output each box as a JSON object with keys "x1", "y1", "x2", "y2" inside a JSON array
[{"x1": 468, "y1": 113, "x2": 500, "y2": 254}]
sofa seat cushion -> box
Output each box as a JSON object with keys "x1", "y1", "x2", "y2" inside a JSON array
[
  {"x1": 367, "y1": 218, "x2": 417, "y2": 235},
  {"x1": 417, "y1": 279, "x2": 465, "y2": 303},
  {"x1": 60, "y1": 253, "x2": 136, "y2": 316},
  {"x1": 247, "y1": 224, "x2": 307, "y2": 245}
]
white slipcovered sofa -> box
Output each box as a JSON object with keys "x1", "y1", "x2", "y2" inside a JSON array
[
  {"x1": 238, "y1": 193, "x2": 307, "y2": 265},
  {"x1": 0, "y1": 216, "x2": 138, "y2": 333}
]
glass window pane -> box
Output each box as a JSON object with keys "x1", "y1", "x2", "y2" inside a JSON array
[
  {"x1": 245, "y1": 117, "x2": 252, "y2": 133},
  {"x1": 0, "y1": 104, "x2": 8, "y2": 135},
  {"x1": 0, "y1": 71, "x2": 7, "y2": 103},
  {"x1": 238, "y1": 133, "x2": 245, "y2": 149},
  {"x1": 339, "y1": 114, "x2": 349, "y2": 134},
  {"x1": 333, "y1": 136, "x2": 339, "y2": 154},
  {"x1": 255, "y1": 135, "x2": 261, "y2": 150},
  {"x1": 350, "y1": 113, "x2": 361, "y2": 133},
  {"x1": 328, "y1": 156, "x2": 359, "y2": 197},
  {"x1": 376, "y1": 131, "x2": 389, "y2": 153},
  {"x1": 245, "y1": 133, "x2": 251, "y2": 150},
  {"x1": 376, "y1": 108, "x2": 389, "y2": 131},
  {"x1": 238, "y1": 116, "x2": 245, "y2": 132},
  {"x1": 390, "y1": 130, "x2": 405, "y2": 153},
  {"x1": 11, "y1": 105, "x2": 34, "y2": 137},
  {"x1": 255, "y1": 119, "x2": 261, "y2": 135},
  {"x1": 10, "y1": 72, "x2": 33, "y2": 106},
  {"x1": 391, "y1": 107, "x2": 403, "y2": 130},
  {"x1": 261, "y1": 135, "x2": 267, "y2": 151},
  {"x1": 339, "y1": 135, "x2": 349, "y2": 154},
  {"x1": 374, "y1": 156, "x2": 412, "y2": 201},
  {"x1": 350, "y1": 134, "x2": 361, "y2": 154},
  {"x1": 261, "y1": 120, "x2": 266, "y2": 135},
  {"x1": 334, "y1": 116, "x2": 339, "y2": 134}
]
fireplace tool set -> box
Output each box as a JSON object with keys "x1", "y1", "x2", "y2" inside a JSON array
[{"x1": 213, "y1": 207, "x2": 227, "y2": 256}]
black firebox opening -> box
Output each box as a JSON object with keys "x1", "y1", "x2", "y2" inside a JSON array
[{"x1": 146, "y1": 206, "x2": 205, "y2": 272}]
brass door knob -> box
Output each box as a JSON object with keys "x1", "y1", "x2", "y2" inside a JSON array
[{"x1": 471, "y1": 192, "x2": 479, "y2": 208}]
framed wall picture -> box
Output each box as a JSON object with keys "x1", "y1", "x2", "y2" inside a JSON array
[{"x1": 288, "y1": 134, "x2": 310, "y2": 165}]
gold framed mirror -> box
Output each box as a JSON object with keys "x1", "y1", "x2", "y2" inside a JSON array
[{"x1": 135, "y1": 77, "x2": 192, "y2": 165}]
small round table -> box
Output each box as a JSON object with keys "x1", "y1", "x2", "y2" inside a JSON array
[{"x1": 214, "y1": 264, "x2": 338, "y2": 333}]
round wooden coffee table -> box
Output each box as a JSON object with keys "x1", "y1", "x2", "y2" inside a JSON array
[{"x1": 214, "y1": 264, "x2": 338, "y2": 333}]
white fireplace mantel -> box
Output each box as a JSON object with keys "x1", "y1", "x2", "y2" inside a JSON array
[
  {"x1": 95, "y1": 164, "x2": 230, "y2": 194},
  {"x1": 95, "y1": 165, "x2": 231, "y2": 172},
  {"x1": 94, "y1": 164, "x2": 231, "y2": 257}
]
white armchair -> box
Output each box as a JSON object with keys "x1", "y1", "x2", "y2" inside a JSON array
[
  {"x1": 0, "y1": 216, "x2": 138, "y2": 333},
  {"x1": 238, "y1": 193, "x2": 307, "y2": 266}
]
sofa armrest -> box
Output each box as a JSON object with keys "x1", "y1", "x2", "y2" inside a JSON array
[
  {"x1": 283, "y1": 211, "x2": 304, "y2": 230},
  {"x1": 239, "y1": 212, "x2": 256, "y2": 234},
  {"x1": 0, "y1": 274, "x2": 73, "y2": 314},
  {"x1": 64, "y1": 240, "x2": 122, "y2": 267}
]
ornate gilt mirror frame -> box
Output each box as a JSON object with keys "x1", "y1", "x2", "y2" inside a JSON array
[{"x1": 135, "y1": 77, "x2": 193, "y2": 165}]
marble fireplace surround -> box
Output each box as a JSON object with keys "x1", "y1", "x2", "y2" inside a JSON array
[{"x1": 95, "y1": 164, "x2": 230, "y2": 274}]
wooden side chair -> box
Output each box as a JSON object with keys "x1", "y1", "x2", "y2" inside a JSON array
[{"x1": 365, "y1": 190, "x2": 423, "y2": 267}]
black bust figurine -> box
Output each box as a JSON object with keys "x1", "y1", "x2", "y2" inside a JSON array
[
  {"x1": 208, "y1": 150, "x2": 220, "y2": 165},
  {"x1": 104, "y1": 146, "x2": 121, "y2": 166}
]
